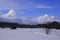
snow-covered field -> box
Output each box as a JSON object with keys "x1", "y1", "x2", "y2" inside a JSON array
[{"x1": 0, "y1": 28, "x2": 60, "y2": 40}]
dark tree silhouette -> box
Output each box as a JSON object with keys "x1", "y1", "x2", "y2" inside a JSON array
[{"x1": 0, "y1": 21, "x2": 60, "y2": 31}]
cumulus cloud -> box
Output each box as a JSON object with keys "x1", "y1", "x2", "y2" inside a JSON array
[
  {"x1": 35, "y1": 5, "x2": 52, "y2": 8},
  {"x1": 1, "y1": 9, "x2": 16, "y2": 19},
  {"x1": 33, "y1": 14, "x2": 59, "y2": 24}
]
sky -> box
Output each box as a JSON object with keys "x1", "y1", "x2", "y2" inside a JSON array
[{"x1": 0, "y1": 0, "x2": 60, "y2": 24}]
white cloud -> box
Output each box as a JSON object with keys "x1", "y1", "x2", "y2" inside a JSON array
[
  {"x1": 0, "y1": 13, "x2": 59, "y2": 24},
  {"x1": 33, "y1": 14, "x2": 59, "y2": 24},
  {"x1": 17, "y1": 14, "x2": 59, "y2": 24},
  {"x1": 1, "y1": 9, "x2": 16, "y2": 19},
  {"x1": 35, "y1": 5, "x2": 52, "y2": 8},
  {"x1": 6, "y1": 9, "x2": 16, "y2": 17}
]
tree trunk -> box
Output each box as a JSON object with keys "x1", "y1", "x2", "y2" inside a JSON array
[{"x1": 46, "y1": 28, "x2": 50, "y2": 34}]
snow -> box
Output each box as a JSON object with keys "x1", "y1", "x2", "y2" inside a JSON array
[
  {"x1": 0, "y1": 28, "x2": 60, "y2": 40},
  {"x1": 49, "y1": 29, "x2": 60, "y2": 36}
]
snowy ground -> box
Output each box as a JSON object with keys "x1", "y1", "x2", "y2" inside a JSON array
[{"x1": 0, "y1": 28, "x2": 60, "y2": 40}]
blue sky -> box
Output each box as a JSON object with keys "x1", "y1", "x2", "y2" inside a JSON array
[{"x1": 0, "y1": 0, "x2": 60, "y2": 19}]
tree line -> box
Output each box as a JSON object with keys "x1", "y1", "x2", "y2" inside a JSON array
[
  {"x1": 0, "y1": 21, "x2": 60, "y2": 29},
  {"x1": 0, "y1": 21, "x2": 60, "y2": 34}
]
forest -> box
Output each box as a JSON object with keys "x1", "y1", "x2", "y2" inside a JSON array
[{"x1": 0, "y1": 21, "x2": 60, "y2": 29}]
